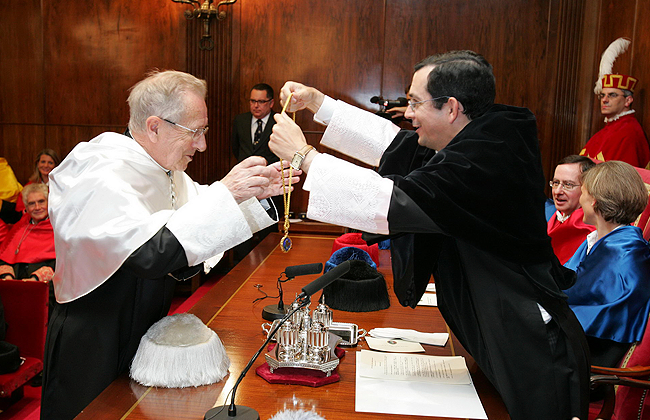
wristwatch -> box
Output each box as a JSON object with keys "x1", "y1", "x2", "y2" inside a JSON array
[{"x1": 290, "y1": 145, "x2": 315, "y2": 170}]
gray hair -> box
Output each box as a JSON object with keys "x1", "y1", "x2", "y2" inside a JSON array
[
  {"x1": 22, "y1": 183, "x2": 49, "y2": 203},
  {"x1": 127, "y1": 70, "x2": 207, "y2": 134}
]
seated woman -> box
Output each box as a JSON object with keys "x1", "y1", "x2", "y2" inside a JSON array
[
  {"x1": 13, "y1": 149, "x2": 61, "y2": 214},
  {"x1": 565, "y1": 161, "x2": 650, "y2": 367},
  {"x1": 0, "y1": 183, "x2": 55, "y2": 281}
]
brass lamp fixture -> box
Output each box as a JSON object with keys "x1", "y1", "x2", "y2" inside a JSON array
[{"x1": 172, "y1": 0, "x2": 237, "y2": 50}]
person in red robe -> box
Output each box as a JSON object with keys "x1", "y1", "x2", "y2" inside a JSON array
[
  {"x1": 547, "y1": 155, "x2": 596, "y2": 264},
  {"x1": 0, "y1": 183, "x2": 55, "y2": 281},
  {"x1": 580, "y1": 73, "x2": 650, "y2": 168}
]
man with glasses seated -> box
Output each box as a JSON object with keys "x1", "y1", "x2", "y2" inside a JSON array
[
  {"x1": 231, "y1": 83, "x2": 279, "y2": 165},
  {"x1": 580, "y1": 71, "x2": 649, "y2": 167},
  {"x1": 41, "y1": 71, "x2": 294, "y2": 420},
  {"x1": 547, "y1": 155, "x2": 596, "y2": 264}
]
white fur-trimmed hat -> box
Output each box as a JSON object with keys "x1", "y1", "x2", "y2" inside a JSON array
[{"x1": 130, "y1": 313, "x2": 230, "y2": 388}]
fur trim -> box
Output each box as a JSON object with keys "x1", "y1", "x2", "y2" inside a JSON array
[
  {"x1": 268, "y1": 409, "x2": 326, "y2": 420},
  {"x1": 130, "y1": 313, "x2": 230, "y2": 388}
]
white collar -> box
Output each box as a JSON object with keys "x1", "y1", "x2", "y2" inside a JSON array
[
  {"x1": 604, "y1": 109, "x2": 635, "y2": 124},
  {"x1": 585, "y1": 225, "x2": 625, "y2": 254},
  {"x1": 555, "y1": 210, "x2": 570, "y2": 223}
]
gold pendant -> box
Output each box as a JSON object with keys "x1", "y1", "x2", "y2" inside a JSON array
[{"x1": 280, "y1": 234, "x2": 292, "y2": 253}]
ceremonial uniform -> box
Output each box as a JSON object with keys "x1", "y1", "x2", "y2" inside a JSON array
[
  {"x1": 547, "y1": 209, "x2": 595, "y2": 265},
  {"x1": 0, "y1": 212, "x2": 55, "y2": 278},
  {"x1": 41, "y1": 132, "x2": 275, "y2": 420},
  {"x1": 580, "y1": 113, "x2": 650, "y2": 168},
  {"x1": 565, "y1": 226, "x2": 650, "y2": 364},
  {"x1": 301, "y1": 98, "x2": 589, "y2": 420}
]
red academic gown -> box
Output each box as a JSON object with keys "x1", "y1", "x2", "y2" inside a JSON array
[
  {"x1": 580, "y1": 114, "x2": 650, "y2": 168},
  {"x1": 0, "y1": 213, "x2": 55, "y2": 264},
  {"x1": 547, "y1": 209, "x2": 596, "y2": 265}
]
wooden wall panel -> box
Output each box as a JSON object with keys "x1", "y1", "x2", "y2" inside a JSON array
[
  {"x1": 0, "y1": 125, "x2": 45, "y2": 183},
  {"x1": 44, "y1": 1, "x2": 187, "y2": 126}
]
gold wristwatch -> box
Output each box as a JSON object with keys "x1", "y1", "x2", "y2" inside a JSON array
[{"x1": 290, "y1": 145, "x2": 315, "y2": 170}]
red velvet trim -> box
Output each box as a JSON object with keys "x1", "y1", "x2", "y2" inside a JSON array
[
  {"x1": 331, "y1": 233, "x2": 379, "y2": 266},
  {"x1": 255, "y1": 345, "x2": 345, "y2": 387}
]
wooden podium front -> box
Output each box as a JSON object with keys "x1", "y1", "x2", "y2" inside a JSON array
[{"x1": 76, "y1": 233, "x2": 509, "y2": 420}]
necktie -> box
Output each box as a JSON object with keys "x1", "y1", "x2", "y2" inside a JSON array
[{"x1": 253, "y1": 119, "x2": 263, "y2": 146}]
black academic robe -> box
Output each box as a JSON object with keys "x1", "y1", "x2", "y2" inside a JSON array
[
  {"x1": 40, "y1": 227, "x2": 201, "y2": 420},
  {"x1": 374, "y1": 105, "x2": 590, "y2": 420},
  {"x1": 231, "y1": 111, "x2": 279, "y2": 164}
]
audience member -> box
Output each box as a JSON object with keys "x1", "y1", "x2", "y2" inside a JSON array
[
  {"x1": 580, "y1": 38, "x2": 649, "y2": 167},
  {"x1": 565, "y1": 161, "x2": 650, "y2": 367},
  {"x1": 28, "y1": 148, "x2": 61, "y2": 185},
  {"x1": 231, "y1": 83, "x2": 279, "y2": 164},
  {"x1": 40, "y1": 70, "x2": 296, "y2": 420},
  {"x1": 0, "y1": 157, "x2": 23, "y2": 242},
  {"x1": 0, "y1": 183, "x2": 55, "y2": 281},
  {"x1": 548, "y1": 155, "x2": 596, "y2": 264}
]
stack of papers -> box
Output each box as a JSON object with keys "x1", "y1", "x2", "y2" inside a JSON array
[{"x1": 355, "y1": 350, "x2": 487, "y2": 419}]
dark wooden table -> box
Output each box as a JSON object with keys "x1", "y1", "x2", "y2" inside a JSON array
[{"x1": 76, "y1": 233, "x2": 510, "y2": 420}]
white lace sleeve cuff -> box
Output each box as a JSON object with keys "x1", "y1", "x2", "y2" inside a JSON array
[
  {"x1": 313, "y1": 95, "x2": 337, "y2": 126},
  {"x1": 167, "y1": 182, "x2": 253, "y2": 266},
  {"x1": 304, "y1": 154, "x2": 392, "y2": 234},
  {"x1": 320, "y1": 100, "x2": 401, "y2": 167},
  {"x1": 238, "y1": 197, "x2": 277, "y2": 233}
]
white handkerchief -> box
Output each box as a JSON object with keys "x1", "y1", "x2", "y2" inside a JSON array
[
  {"x1": 368, "y1": 327, "x2": 449, "y2": 346},
  {"x1": 426, "y1": 283, "x2": 436, "y2": 292},
  {"x1": 365, "y1": 337, "x2": 425, "y2": 353}
]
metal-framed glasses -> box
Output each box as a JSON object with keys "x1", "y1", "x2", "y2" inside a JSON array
[
  {"x1": 407, "y1": 96, "x2": 450, "y2": 111},
  {"x1": 549, "y1": 180, "x2": 580, "y2": 191},
  {"x1": 249, "y1": 99, "x2": 272, "y2": 105},
  {"x1": 597, "y1": 92, "x2": 622, "y2": 100},
  {"x1": 162, "y1": 118, "x2": 209, "y2": 139}
]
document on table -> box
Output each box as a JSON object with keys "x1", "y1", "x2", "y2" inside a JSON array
[
  {"x1": 356, "y1": 350, "x2": 487, "y2": 419},
  {"x1": 417, "y1": 293, "x2": 437, "y2": 306},
  {"x1": 365, "y1": 337, "x2": 425, "y2": 353},
  {"x1": 357, "y1": 350, "x2": 470, "y2": 384}
]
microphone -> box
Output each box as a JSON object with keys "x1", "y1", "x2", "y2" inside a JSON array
[
  {"x1": 205, "y1": 296, "x2": 311, "y2": 420},
  {"x1": 284, "y1": 263, "x2": 323, "y2": 279},
  {"x1": 262, "y1": 263, "x2": 324, "y2": 321},
  {"x1": 383, "y1": 97, "x2": 408, "y2": 109},
  {"x1": 299, "y1": 260, "x2": 351, "y2": 298},
  {"x1": 370, "y1": 95, "x2": 383, "y2": 104}
]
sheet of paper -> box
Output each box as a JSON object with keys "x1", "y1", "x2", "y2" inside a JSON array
[
  {"x1": 368, "y1": 327, "x2": 448, "y2": 346},
  {"x1": 426, "y1": 283, "x2": 436, "y2": 292},
  {"x1": 365, "y1": 337, "x2": 425, "y2": 353},
  {"x1": 355, "y1": 353, "x2": 488, "y2": 419},
  {"x1": 357, "y1": 350, "x2": 471, "y2": 384},
  {"x1": 418, "y1": 293, "x2": 437, "y2": 306}
]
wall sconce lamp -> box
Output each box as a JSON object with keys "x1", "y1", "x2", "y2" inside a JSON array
[{"x1": 171, "y1": 0, "x2": 238, "y2": 50}]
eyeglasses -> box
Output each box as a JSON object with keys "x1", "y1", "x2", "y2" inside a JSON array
[
  {"x1": 249, "y1": 99, "x2": 272, "y2": 105},
  {"x1": 408, "y1": 96, "x2": 450, "y2": 111},
  {"x1": 597, "y1": 92, "x2": 622, "y2": 100},
  {"x1": 549, "y1": 180, "x2": 581, "y2": 191},
  {"x1": 162, "y1": 118, "x2": 209, "y2": 139}
]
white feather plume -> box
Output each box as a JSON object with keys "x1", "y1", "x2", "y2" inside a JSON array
[{"x1": 594, "y1": 38, "x2": 631, "y2": 94}]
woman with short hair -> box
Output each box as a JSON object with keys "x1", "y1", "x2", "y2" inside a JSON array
[{"x1": 565, "y1": 160, "x2": 650, "y2": 367}]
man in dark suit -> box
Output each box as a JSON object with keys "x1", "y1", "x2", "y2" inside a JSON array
[
  {"x1": 231, "y1": 84, "x2": 281, "y2": 262},
  {"x1": 231, "y1": 83, "x2": 279, "y2": 164}
]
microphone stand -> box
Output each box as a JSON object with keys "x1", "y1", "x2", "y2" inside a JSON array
[
  {"x1": 205, "y1": 295, "x2": 311, "y2": 420},
  {"x1": 261, "y1": 273, "x2": 293, "y2": 321}
]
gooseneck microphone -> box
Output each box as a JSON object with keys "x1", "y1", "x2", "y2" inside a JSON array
[
  {"x1": 383, "y1": 97, "x2": 408, "y2": 110},
  {"x1": 262, "y1": 263, "x2": 323, "y2": 321},
  {"x1": 299, "y1": 260, "x2": 351, "y2": 298},
  {"x1": 204, "y1": 262, "x2": 350, "y2": 420}
]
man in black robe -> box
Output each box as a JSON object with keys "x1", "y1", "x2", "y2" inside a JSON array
[{"x1": 269, "y1": 50, "x2": 590, "y2": 420}]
